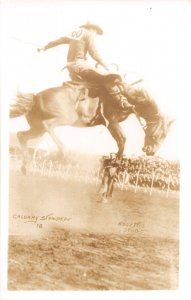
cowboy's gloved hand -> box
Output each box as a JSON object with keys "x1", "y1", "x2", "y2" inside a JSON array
[{"x1": 37, "y1": 47, "x2": 46, "y2": 52}]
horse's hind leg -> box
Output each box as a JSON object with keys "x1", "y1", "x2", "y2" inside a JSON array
[
  {"x1": 42, "y1": 118, "x2": 66, "y2": 158},
  {"x1": 17, "y1": 127, "x2": 45, "y2": 174}
]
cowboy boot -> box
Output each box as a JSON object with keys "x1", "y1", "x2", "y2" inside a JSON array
[{"x1": 105, "y1": 84, "x2": 133, "y2": 110}]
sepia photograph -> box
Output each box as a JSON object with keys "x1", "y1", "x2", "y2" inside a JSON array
[{"x1": 1, "y1": 0, "x2": 191, "y2": 299}]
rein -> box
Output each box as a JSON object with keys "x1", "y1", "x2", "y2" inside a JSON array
[
  {"x1": 131, "y1": 106, "x2": 147, "y2": 132},
  {"x1": 131, "y1": 107, "x2": 163, "y2": 139}
]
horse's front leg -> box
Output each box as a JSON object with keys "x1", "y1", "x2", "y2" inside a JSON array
[{"x1": 107, "y1": 122, "x2": 126, "y2": 159}]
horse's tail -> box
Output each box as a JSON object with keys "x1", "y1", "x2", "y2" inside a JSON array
[{"x1": 9, "y1": 92, "x2": 34, "y2": 118}]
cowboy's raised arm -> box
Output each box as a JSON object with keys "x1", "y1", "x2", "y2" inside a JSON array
[{"x1": 37, "y1": 36, "x2": 70, "y2": 52}]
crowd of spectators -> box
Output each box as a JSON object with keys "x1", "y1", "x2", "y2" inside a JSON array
[{"x1": 124, "y1": 156, "x2": 179, "y2": 191}]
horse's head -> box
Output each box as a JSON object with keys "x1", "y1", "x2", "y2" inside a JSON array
[{"x1": 142, "y1": 117, "x2": 174, "y2": 156}]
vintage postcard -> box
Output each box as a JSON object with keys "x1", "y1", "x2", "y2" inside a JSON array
[{"x1": 1, "y1": 0, "x2": 191, "y2": 300}]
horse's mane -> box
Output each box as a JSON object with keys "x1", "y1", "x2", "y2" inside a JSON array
[
  {"x1": 124, "y1": 83, "x2": 171, "y2": 140},
  {"x1": 146, "y1": 117, "x2": 167, "y2": 139}
]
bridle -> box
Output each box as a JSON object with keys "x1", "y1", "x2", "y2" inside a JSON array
[{"x1": 131, "y1": 106, "x2": 163, "y2": 143}]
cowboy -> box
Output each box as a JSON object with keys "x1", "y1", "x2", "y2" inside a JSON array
[{"x1": 37, "y1": 21, "x2": 132, "y2": 109}]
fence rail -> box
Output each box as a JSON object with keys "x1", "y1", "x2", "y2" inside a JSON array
[{"x1": 10, "y1": 155, "x2": 179, "y2": 198}]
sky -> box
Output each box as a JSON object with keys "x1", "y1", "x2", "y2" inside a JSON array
[{"x1": 2, "y1": 0, "x2": 191, "y2": 159}]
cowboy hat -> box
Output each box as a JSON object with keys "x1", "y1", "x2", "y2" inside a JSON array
[{"x1": 80, "y1": 21, "x2": 103, "y2": 35}]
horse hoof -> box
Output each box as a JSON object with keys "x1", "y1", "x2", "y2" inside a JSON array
[
  {"x1": 17, "y1": 132, "x2": 26, "y2": 145},
  {"x1": 21, "y1": 165, "x2": 27, "y2": 175},
  {"x1": 101, "y1": 197, "x2": 109, "y2": 204}
]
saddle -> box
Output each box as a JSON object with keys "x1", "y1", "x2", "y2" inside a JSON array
[
  {"x1": 62, "y1": 80, "x2": 107, "y2": 126},
  {"x1": 63, "y1": 72, "x2": 122, "y2": 99},
  {"x1": 62, "y1": 73, "x2": 123, "y2": 126},
  {"x1": 63, "y1": 80, "x2": 99, "y2": 100}
]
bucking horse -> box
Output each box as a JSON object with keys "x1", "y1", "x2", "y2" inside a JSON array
[{"x1": 10, "y1": 73, "x2": 173, "y2": 174}]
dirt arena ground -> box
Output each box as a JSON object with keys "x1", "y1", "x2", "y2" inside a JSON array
[{"x1": 8, "y1": 170, "x2": 179, "y2": 290}]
